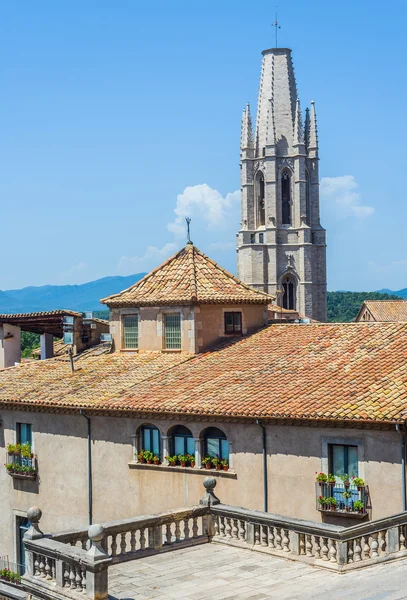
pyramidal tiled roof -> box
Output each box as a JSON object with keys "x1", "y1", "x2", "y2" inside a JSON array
[{"x1": 101, "y1": 244, "x2": 274, "y2": 307}]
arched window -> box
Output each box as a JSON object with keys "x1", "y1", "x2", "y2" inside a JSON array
[
  {"x1": 305, "y1": 170, "x2": 311, "y2": 226},
  {"x1": 140, "y1": 425, "x2": 161, "y2": 458},
  {"x1": 282, "y1": 278, "x2": 296, "y2": 310},
  {"x1": 257, "y1": 172, "x2": 265, "y2": 227},
  {"x1": 203, "y1": 427, "x2": 229, "y2": 459},
  {"x1": 281, "y1": 171, "x2": 291, "y2": 225},
  {"x1": 171, "y1": 425, "x2": 195, "y2": 456}
]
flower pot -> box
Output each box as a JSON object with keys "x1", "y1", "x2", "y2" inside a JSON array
[
  {"x1": 205, "y1": 463, "x2": 212, "y2": 470},
  {"x1": 147, "y1": 460, "x2": 153, "y2": 464},
  {"x1": 190, "y1": 462, "x2": 195, "y2": 468},
  {"x1": 180, "y1": 462, "x2": 186, "y2": 467},
  {"x1": 222, "y1": 465, "x2": 229, "y2": 472},
  {"x1": 215, "y1": 464, "x2": 221, "y2": 471},
  {"x1": 357, "y1": 486, "x2": 364, "y2": 492},
  {"x1": 153, "y1": 460, "x2": 159, "y2": 465},
  {"x1": 139, "y1": 458, "x2": 146, "y2": 464},
  {"x1": 168, "y1": 462, "x2": 176, "y2": 467},
  {"x1": 330, "y1": 505, "x2": 336, "y2": 511},
  {"x1": 344, "y1": 482, "x2": 350, "y2": 488}
]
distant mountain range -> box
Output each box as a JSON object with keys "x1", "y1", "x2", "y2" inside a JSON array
[
  {"x1": 0, "y1": 275, "x2": 405, "y2": 316},
  {"x1": 377, "y1": 288, "x2": 407, "y2": 299},
  {"x1": 0, "y1": 274, "x2": 146, "y2": 314}
]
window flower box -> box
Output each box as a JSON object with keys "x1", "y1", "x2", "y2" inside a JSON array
[
  {"x1": 5, "y1": 453, "x2": 37, "y2": 480},
  {"x1": 315, "y1": 480, "x2": 368, "y2": 518}
]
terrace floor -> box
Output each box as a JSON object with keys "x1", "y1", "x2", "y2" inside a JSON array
[{"x1": 108, "y1": 543, "x2": 407, "y2": 600}]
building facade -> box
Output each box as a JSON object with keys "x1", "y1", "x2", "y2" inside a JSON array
[{"x1": 237, "y1": 48, "x2": 327, "y2": 321}]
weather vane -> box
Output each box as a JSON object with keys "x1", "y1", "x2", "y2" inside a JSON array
[
  {"x1": 272, "y1": 9, "x2": 281, "y2": 47},
  {"x1": 185, "y1": 217, "x2": 192, "y2": 244}
]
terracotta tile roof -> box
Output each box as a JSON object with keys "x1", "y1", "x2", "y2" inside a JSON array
[
  {"x1": 1, "y1": 322, "x2": 407, "y2": 424},
  {"x1": 0, "y1": 310, "x2": 82, "y2": 320},
  {"x1": 356, "y1": 300, "x2": 407, "y2": 322},
  {"x1": 101, "y1": 244, "x2": 273, "y2": 307}
]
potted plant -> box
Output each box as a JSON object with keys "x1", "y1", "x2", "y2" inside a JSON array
[
  {"x1": 153, "y1": 455, "x2": 160, "y2": 465},
  {"x1": 221, "y1": 458, "x2": 229, "y2": 471},
  {"x1": 353, "y1": 477, "x2": 365, "y2": 491},
  {"x1": 202, "y1": 456, "x2": 212, "y2": 469},
  {"x1": 212, "y1": 456, "x2": 221, "y2": 471},
  {"x1": 342, "y1": 490, "x2": 352, "y2": 511},
  {"x1": 21, "y1": 443, "x2": 31, "y2": 459},
  {"x1": 5, "y1": 463, "x2": 14, "y2": 473},
  {"x1": 315, "y1": 472, "x2": 328, "y2": 485},
  {"x1": 317, "y1": 495, "x2": 327, "y2": 509},
  {"x1": 166, "y1": 455, "x2": 177, "y2": 466},
  {"x1": 325, "y1": 497, "x2": 336, "y2": 511},
  {"x1": 340, "y1": 474, "x2": 350, "y2": 488},
  {"x1": 178, "y1": 454, "x2": 187, "y2": 467},
  {"x1": 328, "y1": 474, "x2": 336, "y2": 486},
  {"x1": 188, "y1": 454, "x2": 195, "y2": 468},
  {"x1": 143, "y1": 450, "x2": 154, "y2": 464},
  {"x1": 138, "y1": 450, "x2": 146, "y2": 464},
  {"x1": 7, "y1": 444, "x2": 17, "y2": 456},
  {"x1": 353, "y1": 500, "x2": 365, "y2": 514}
]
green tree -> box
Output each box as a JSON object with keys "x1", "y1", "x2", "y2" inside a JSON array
[{"x1": 327, "y1": 291, "x2": 402, "y2": 323}]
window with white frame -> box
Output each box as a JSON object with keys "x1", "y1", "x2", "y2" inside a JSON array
[
  {"x1": 123, "y1": 315, "x2": 139, "y2": 349},
  {"x1": 164, "y1": 314, "x2": 181, "y2": 349}
]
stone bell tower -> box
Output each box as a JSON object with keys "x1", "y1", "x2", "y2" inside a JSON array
[{"x1": 236, "y1": 48, "x2": 327, "y2": 321}]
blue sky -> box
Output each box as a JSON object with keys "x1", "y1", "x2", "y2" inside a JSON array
[{"x1": 1, "y1": 0, "x2": 406, "y2": 292}]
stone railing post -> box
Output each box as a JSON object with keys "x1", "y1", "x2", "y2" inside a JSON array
[
  {"x1": 200, "y1": 477, "x2": 220, "y2": 541},
  {"x1": 194, "y1": 437, "x2": 201, "y2": 468},
  {"x1": 24, "y1": 506, "x2": 44, "y2": 577},
  {"x1": 162, "y1": 435, "x2": 169, "y2": 465},
  {"x1": 85, "y1": 524, "x2": 110, "y2": 600}
]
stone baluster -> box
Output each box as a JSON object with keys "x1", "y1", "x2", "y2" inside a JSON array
[
  {"x1": 39, "y1": 555, "x2": 46, "y2": 578},
  {"x1": 63, "y1": 564, "x2": 70, "y2": 587},
  {"x1": 239, "y1": 521, "x2": 246, "y2": 541},
  {"x1": 175, "y1": 520, "x2": 181, "y2": 543},
  {"x1": 219, "y1": 517, "x2": 225, "y2": 537},
  {"x1": 321, "y1": 537, "x2": 329, "y2": 561},
  {"x1": 254, "y1": 525, "x2": 260, "y2": 545},
  {"x1": 44, "y1": 557, "x2": 52, "y2": 580},
  {"x1": 363, "y1": 536, "x2": 370, "y2": 559},
  {"x1": 379, "y1": 530, "x2": 386, "y2": 554},
  {"x1": 282, "y1": 529, "x2": 290, "y2": 552},
  {"x1": 81, "y1": 568, "x2": 86, "y2": 592},
  {"x1": 225, "y1": 518, "x2": 232, "y2": 539},
  {"x1": 400, "y1": 526, "x2": 406, "y2": 551},
  {"x1": 267, "y1": 527, "x2": 274, "y2": 548},
  {"x1": 314, "y1": 536, "x2": 321, "y2": 560},
  {"x1": 299, "y1": 534, "x2": 305, "y2": 555},
  {"x1": 305, "y1": 534, "x2": 313, "y2": 557},
  {"x1": 184, "y1": 518, "x2": 190, "y2": 541},
  {"x1": 69, "y1": 565, "x2": 76, "y2": 589},
  {"x1": 232, "y1": 519, "x2": 239, "y2": 540},
  {"x1": 140, "y1": 528, "x2": 146, "y2": 550},
  {"x1": 329, "y1": 539, "x2": 337, "y2": 563},
  {"x1": 371, "y1": 532, "x2": 379, "y2": 558},
  {"x1": 275, "y1": 528, "x2": 282, "y2": 550},
  {"x1": 75, "y1": 566, "x2": 82, "y2": 589},
  {"x1": 130, "y1": 530, "x2": 137, "y2": 552},
  {"x1": 347, "y1": 540, "x2": 354, "y2": 563},
  {"x1": 261, "y1": 525, "x2": 268, "y2": 546},
  {"x1": 354, "y1": 538, "x2": 362, "y2": 562},
  {"x1": 110, "y1": 534, "x2": 117, "y2": 557},
  {"x1": 120, "y1": 532, "x2": 127, "y2": 555},
  {"x1": 165, "y1": 523, "x2": 172, "y2": 545},
  {"x1": 34, "y1": 555, "x2": 40, "y2": 577},
  {"x1": 192, "y1": 517, "x2": 199, "y2": 538}
]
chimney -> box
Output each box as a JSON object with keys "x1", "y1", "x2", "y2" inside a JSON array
[{"x1": 0, "y1": 324, "x2": 21, "y2": 368}]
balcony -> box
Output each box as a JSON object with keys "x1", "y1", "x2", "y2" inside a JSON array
[
  {"x1": 5, "y1": 453, "x2": 37, "y2": 480},
  {"x1": 315, "y1": 480, "x2": 368, "y2": 518}
]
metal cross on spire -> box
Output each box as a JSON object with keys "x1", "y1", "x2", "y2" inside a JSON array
[
  {"x1": 272, "y1": 9, "x2": 281, "y2": 47},
  {"x1": 185, "y1": 217, "x2": 193, "y2": 245}
]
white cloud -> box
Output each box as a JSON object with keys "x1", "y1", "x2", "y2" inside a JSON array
[
  {"x1": 117, "y1": 243, "x2": 177, "y2": 275},
  {"x1": 320, "y1": 176, "x2": 374, "y2": 218},
  {"x1": 168, "y1": 184, "x2": 240, "y2": 236}
]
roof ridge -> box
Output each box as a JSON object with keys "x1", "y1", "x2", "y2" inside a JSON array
[{"x1": 187, "y1": 244, "x2": 198, "y2": 301}]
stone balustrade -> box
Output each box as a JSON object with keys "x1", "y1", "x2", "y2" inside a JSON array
[
  {"x1": 211, "y1": 503, "x2": 407, "y2": 571},
  {"x1": 19, "y1": 478, "x2": 407, "y2": 599}
]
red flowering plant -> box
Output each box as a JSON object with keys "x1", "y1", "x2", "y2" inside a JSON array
[{"x1": 315, "y1": 472, "x2": 328, "y2": 483}]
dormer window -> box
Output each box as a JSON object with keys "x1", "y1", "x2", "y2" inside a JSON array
[
  {"x1": 123, "y1": 315, "x2": 139, "y2": 349},
  {"x1": 164, "y1": 314, "x2": 181, "y2": 349},
  {"x1": 224, "y1": 312, "x2": 242, "y2": 335}
]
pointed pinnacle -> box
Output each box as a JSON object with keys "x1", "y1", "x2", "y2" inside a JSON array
[
  {"x1": 309, "y1": 100, "x2": 318, "y2": 150},
  {"x1": 304, "y1": 107, "x2": 310, "y2": 149},
  {"x1": 241, "y1": 103, "x2": 253, "y2": 149},
  {"x1": 293, "y1": 99, "x2": 304, "y2": 145}
]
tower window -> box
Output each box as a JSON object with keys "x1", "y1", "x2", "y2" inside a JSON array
[
  {"x1": 282, "y1": 278, "x2": 295, "y2": 310},
  {"x1": 282, "y1": 171, "x2": 291, "y2": 225},
  {"x1": 257, "y1": 172, "x2": 265, "y2": 227},
  {"x1": 164, "y1": 314, "x2": 181, "y2": 349},
  {"x1": 259, "y1": 233, "x2": 264, "y2": 244},
  {"x1": 250, "y1": 233, "x2": 256, "y2": 244},
  {"x1": 224, "y1": 312, "x2": 242, "y2": 334}
]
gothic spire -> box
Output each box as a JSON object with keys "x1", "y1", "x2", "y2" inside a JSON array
[
  {"x1": 293, "y1": 99, "x2": 304, "y2": 146},
  {"x1": 308, "y1": 101, "x2": 318, "y2": 153},
  {"x1": 240, "y1": 103, "x2": 253, "y2": 149},
  {"x1": 304, "y1": 107, "x2": 310, "y2": 149}
]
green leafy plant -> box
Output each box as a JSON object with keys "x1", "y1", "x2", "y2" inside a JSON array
[
  {"x1": 221, "y1": 458, "x2": 229, "y2": 467},
  {"x1": 317, "y1": 496, "x2": 326, "y2": 506},
  {"x1": 326, "y1": 497, "x2": 337, "y2": 506},
  {"x1": 340, "y1": 474, "x2": 350, "y2": 485},
  {"x1": 153, "y1": 455, "x2": 160, "y2": 463},
  {"x1": 165, "y1": 455, "x2": 177, "y2": 465},
  {"x1": 5, "y1": 463, "x2": 14, "y2": 472},
  {"x1": 315, "y1": 472, "x2": 328, "y2": 483},
  {"x1": 342, "y1": 491, "x2": 352, "y2": 499},
  {"x1": 328, "y1": 474, "x2": 336, "y2": 483},
  {"x1": 138, "y1": 449, "x2": 145, "y2": 462},
  {"x1": 177, "y1": 454, "x2": 187, "y2": 464},
  {"x1": 0, "y1": 568, "x2": 21, "y2": 584},
  {"x1": 201, "y1": 456, "x2": 212, "y2": 465},
  {"x1": 143, "y1": 450, "x2": 154, "y2": 462},
  {"x1": 353, "y1": 500, "x2": 365, "y2": 511},
  {"x1": 212, "y1": 456, "x2": 220, "y2": 466},
  {"x1": 352, "y1": 477, "x2": 365, "y2": 487},
  {"x1": 20, "y1": 443, "x2": 32, "y2": 458}
]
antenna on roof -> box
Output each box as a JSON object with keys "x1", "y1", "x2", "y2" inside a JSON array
[
  {"x1": 185, "y1": 217, "x2": 193, "y2": 245},
  {"x1": 272, "y1": 7, "x2": 281, "y2": 47}
]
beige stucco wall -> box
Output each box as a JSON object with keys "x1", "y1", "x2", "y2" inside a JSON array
[
  {"x1": 0, "y1": 410, "x2": 403, "y2": 562},
  {"x1": 196, "y1": 304, "x2": 267, "y2": 351},
  {"x1": 109, "y1": 304, "x2": 267, "y2": 354},
  {"x1": 109, "y1": 306, "x2": 196, "y2": 353},
  {"x1": 0, "y1": 325, "x2": 21, "y2": 369}
]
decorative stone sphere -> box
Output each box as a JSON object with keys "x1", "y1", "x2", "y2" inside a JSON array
[
  {"x1": 203, "y1": 476, "x2": 216, "y2": 491},
  {"x1": 88, "y1": 523, "x2": 105, "y2": 543},
  {"x1": 27, "y1": 506, "x2": 42, "y2": 523}
]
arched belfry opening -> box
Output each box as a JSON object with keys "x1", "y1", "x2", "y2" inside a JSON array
[
  {"x1": 256, "y1": 171, "x2": 265, "y2": 227},
  {"x1": 282, "y1": 275, "x2": 296, "y2": 310},
  {"x1": 281, "y1": 170, "x2": 291, "y2": 225}
]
